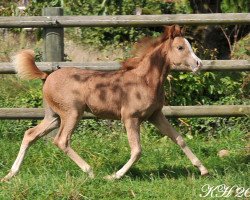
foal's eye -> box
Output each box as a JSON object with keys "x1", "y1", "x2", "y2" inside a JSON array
[{"x1": 177, "y1": 46, "x2": 184, "y2": 51}]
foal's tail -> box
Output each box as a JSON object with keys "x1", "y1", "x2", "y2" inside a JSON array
[{"x1": 14, "y1": 49, "x2": 48, "y2": 80}]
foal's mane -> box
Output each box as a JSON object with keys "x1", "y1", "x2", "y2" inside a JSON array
[{"x1": 121, "y1": 25, "x2": 183, "y2": 70}]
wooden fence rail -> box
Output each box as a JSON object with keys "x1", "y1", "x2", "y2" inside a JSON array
[
  {"x1": 0, "y1": 13, "x2": 249, "y2": 28},
  {"x1": 0, "y1": 106, "x2": 249, "y2": 119},
  {"x1": 0, "y1": 60, "x2": 250, "y2": 74}
]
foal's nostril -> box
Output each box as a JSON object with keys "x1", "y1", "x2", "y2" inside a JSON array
[{"x1": 197, "y1": 60, "x2": 202, "y2": 68}]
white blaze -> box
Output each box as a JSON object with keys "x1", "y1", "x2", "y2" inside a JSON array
[
  {"x1": 184, "y1": 38, "x2": 202, "y2": 72},
  {"x1": 184, "y1": 38, "x2": 202, "y2": 63}
]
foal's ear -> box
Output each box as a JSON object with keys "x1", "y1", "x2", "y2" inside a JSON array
[
  {"x1": 163, "y1": 25, "x2": 174, "y2": 39},
  {"x1": 163, "y1": 25, "x2": 183, "y2": 39},
  {"x1": 180, "y1": 26, "x2": 185, "y2": 36}
]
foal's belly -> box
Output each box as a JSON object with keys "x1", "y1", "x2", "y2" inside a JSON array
[
  {"x1": 86, "y1": 106, "x2": 121, "y2": 120},
  {"x1": 85, "y1": 90, "x2": 122, "y2": 120},
  {"x1": 85, "y1": 89, "x2": 159, "y2": 120}
]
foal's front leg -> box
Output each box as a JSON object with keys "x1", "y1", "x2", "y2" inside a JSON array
[
  {"x1": 105, "y1": 118, "x2": 141, "y2": 180},
  {"x1": 149, "y1": 111, "x2": 208, "y2": 176}
]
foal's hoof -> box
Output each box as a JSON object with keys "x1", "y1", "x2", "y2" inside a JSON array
[
  {"x1": 0, "y1": 178, "x2": 6, "y2": 182},
  {"x1": 104, "y1": 174, "x2": 120, "y2": 181},
  {"x1": 1, "y1": 173, "x2": 14, "y2": 182},
  {"x1": 88, "y1": 171, "x2": 95, "y2": 179},
  {"x1": 1, "y1": 176, "x2": 11, "y2": 182},
  {"x1": 201, "y1": 169, "x2": 209, "y2": 176}
]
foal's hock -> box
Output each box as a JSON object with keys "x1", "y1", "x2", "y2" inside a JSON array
[{"x1": 1, "y1": 25, "x2": 208, "y2": 181}]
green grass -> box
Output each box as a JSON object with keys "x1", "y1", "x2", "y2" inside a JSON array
[{"x1": 0, "y1": 120, "x2": 249, "y2": 200}]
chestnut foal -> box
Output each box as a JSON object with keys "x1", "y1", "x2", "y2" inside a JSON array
[{"x1": 1, "y1": 25, "x2": 208, "y2": 181}]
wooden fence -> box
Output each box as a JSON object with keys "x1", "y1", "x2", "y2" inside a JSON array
[
  {"x1": 0, "y1": 60, "x2": 250, "y2": 73},
  {"x1": 0, "y1": 7, "x2": 249, "y2": 119},
  {"x1": 0, "y1": 13, "x2": 249, "y2": 27}
]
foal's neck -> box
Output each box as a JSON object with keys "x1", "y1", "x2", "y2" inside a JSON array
[{"x1": 134, "y1": 42, "x2": 170, "y2": 88}]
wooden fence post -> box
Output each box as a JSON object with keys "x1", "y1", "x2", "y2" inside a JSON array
[
  {"x1": 42, "y1": 7, "x2": 64, "y2": 138},
  {"x1": 43, "y1": 7, "x2": 64, "y2": 62}
]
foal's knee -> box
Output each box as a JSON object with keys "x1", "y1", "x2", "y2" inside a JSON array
[
  {"x1": 176, "y1": 136, "x2": 186, "y2": 148},
  {"x1": 131, "y1": 148, "x2": 142, "y2": 161},
  {"x1": 23, "y1": 128, "x2": 36, "y2": 144},
  {"x1": 53, "y1": 138, "x2": 69, "y2": 153}
]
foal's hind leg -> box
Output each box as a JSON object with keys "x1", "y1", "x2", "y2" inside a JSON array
[
  {"x1": 1, "y1": 117, "x2": 59, "y2": 182},
  {"x1": 149, "y1": 111, "x2": 208, "y2": 176},
  {"x1": 53, "y1": 111, "x2": 94, "y2": 178}
]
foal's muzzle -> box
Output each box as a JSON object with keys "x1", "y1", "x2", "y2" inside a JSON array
[{"x1": 191, "y1": 60, "x2": 202, "y2": 73}]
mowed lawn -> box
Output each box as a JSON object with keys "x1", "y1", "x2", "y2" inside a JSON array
[{"x1": 0, "y1": 120, "x2": 249, "y2": 200}]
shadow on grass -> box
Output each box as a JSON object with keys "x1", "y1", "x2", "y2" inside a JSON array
[
  {"x1": 127, "y1": 165, "x2": 199, "y2": 180},
  {"x1": 108, "y1": 154, "x2": 249, "y2": 181}
]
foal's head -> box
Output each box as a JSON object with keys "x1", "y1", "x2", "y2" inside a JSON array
[
  {"x1": 165, "y1": 25, "x2": 202, "y2": 72},
  {"x1": 121, "y1": 25, "x2": 202, "y2": 72}
]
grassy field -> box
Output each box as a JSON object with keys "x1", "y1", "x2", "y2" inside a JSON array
[{"x1": 0, "y1": 118, "x2": 249, "y2": 200}]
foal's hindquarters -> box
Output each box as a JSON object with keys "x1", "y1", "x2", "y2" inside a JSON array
[{"x1": 1, "y1": 78, "x2": 95, "y2": 181}]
